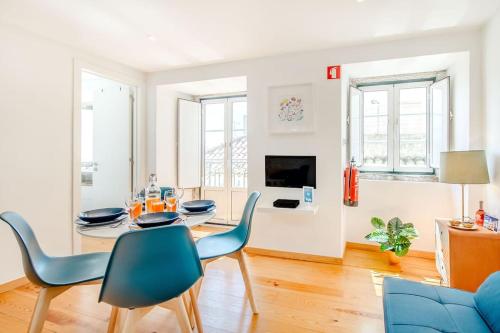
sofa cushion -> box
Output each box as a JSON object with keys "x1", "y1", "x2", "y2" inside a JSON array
[
  {"x1": 384, "y1": 277, "x2": 491, "y2": 333},
  {"x1": 474, "y1": 271, "x2": 500, "y2": 333}
]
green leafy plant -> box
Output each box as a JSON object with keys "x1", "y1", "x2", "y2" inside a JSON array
[{"x1": 365, "y1": 217, "x2": 419, "y2": 257}]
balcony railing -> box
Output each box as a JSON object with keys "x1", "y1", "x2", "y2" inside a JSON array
[{"x1": 204, "y1": 159, "x2": 248, "y2": 188}]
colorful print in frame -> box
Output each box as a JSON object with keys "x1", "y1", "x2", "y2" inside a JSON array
[{"x1": 268, "y1": 83, "x2": 314, "y2": 133}]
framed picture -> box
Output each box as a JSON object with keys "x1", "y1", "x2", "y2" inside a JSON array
[
  {"x1": 268, "y1": 83, "x2": 314, "y2": 133},
  {"x1": 303, "y1": 186, "x2": 314, "y2": 205}
]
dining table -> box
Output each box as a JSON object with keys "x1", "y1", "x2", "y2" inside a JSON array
[
  {"x1": 75, "y1": 210, "x2": 217, "y2": 239},
  {"x1": 73, "y1": 208, "x2": 217, "y2": 333}
]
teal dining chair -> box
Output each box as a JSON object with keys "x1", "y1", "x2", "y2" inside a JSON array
[
  {"x1": 194, "y1": 191, "x2": 261, "y2": 314},
  {"x1": 0, "y1": 211, "x2": 111, "y2": 333},
  {"x1": 100, "y1": 224, "x2": 204, "y2": 333}
]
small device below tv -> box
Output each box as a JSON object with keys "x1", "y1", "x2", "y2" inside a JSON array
[
  {"x1": 273, "y1": 199, "x2": 300, "y2": 209},
  {"x1": 265, "y1": 155, "x2": 316, "y2": 189}
]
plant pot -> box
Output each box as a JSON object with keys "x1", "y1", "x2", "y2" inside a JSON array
[{"x1": 387, "y1": 251, "x2": 401, "y2": 265}]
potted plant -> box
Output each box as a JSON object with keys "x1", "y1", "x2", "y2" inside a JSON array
[{"x1": 365, "y1": 217, "x2": 419, "y2": 265}]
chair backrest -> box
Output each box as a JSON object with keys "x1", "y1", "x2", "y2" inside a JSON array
[
  {"x1": 232, "y1": 191, "x2": 261, "y2": 249},
  {"x1": 474, "y1": 271, "x2": 500, "y2": 333},
  {"x1": 99, "y1": 224, "x2": 203, "y2": 309},
  {"x1": 0, "y1": 211, "x2": 49, "y2": 286}
]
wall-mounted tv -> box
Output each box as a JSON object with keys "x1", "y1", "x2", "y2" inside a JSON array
[{"x1": 265, "y1": 155, "x2": 316, "y2": 189}]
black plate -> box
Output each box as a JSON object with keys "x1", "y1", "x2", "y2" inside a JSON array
[
  {"x1": 136, "y1": 212, "x2": 180, "y2": 228},
  {"x1": 75, "y1": 215, "x2": 127, "y2": 227},
  {"x1": 178, "y1": 205, "x2": 216, "y2": 215},
  {"x1": 181, "y1": 200, "x2": 215, "y2": 212},
  {"x1": 79, "y1": 208, "x2": 126, "y2": 223}
]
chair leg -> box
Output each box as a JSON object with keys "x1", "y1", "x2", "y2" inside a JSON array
[
  {"x1": 189, "y1": 260, "x2": 209, "y2": 327},
  {"x1": 182, "y1": 292, "x2": 195, "y2": 329},
  {"x1": 234, "y1": 250, "x2": 258, "y2": 314},
  {"x1": 189, "y1": 288, "x2": 203, "y2": 333},
  {"x1": 194, "y1": 260, "x2": 209, "y2": 298},
  {"x1": 107, "y1": 306, "x2": 120, "y2": 333},
  {"x1": 173, "y1": 295, "x2": 192, "y2": 333},
  {"x1": 121, "y1": 306, "x2": 153, "y2": 333},
  {"x1": 28, "y1": 286, "x2": 69, "y2": 333}
]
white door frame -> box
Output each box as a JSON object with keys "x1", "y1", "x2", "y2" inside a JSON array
[
  {"x1": 72, "y1": 59, "x2": 141, "y2": 254},
  {"x1": 227, "y1": 96, "x2": 248, "y2": 222},
  {"x1": 201, "y1": 96, "x2": 247, "y2": 224},
  {"x1": 201, "y1": 98, "x2": 228, "y2": 223}
]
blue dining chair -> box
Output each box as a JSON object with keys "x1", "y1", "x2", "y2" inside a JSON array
[
  {"x1": 0, "y1": 211, "x2": 111, "y2": 333},
  {"x1": 100, "y1": 224, "x2": 204, "y2": 333},
  {"x1": 194, "y1": 191, "x2": 261, "y2": 314}
]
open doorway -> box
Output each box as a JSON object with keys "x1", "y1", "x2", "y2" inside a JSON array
[
  {"x1": 79, "y1": 71, "x2": 136, "y2": 211},
  {"x1": 201, "y1": 96, "x2": 248, "y2": 224},
  {"x1": 156, "y1": 76, "x2": 247, "y2": 225}
]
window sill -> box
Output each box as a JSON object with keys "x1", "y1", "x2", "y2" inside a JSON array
[{"x1": 359, "y1": 172, "x2": 439, "y2": 183}]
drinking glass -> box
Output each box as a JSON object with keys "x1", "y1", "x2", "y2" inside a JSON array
[
  {"x1": 125, "y1": 192, "x2": 142, "y2": 220},
  {"x1": 164, "y1": 191, "x2": 178, "y2": 212},
  {"x1": 176, "y1": 186, "x2": 185, "y2": 201},
  {"x1": 151, "y1": 200, "x2": 165, "y2": 213},
  {"x1": 146, "y1": 197, "x2": 160, "y2": 213}
]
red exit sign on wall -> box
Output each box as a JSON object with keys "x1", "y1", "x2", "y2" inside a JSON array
[{"x1": 327, "y1": 65, "x2": 341, "y2": 80}]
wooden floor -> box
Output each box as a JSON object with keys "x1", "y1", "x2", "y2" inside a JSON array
[{"x1": 0, "y1": 226, "x2": 440, "y2": 333}]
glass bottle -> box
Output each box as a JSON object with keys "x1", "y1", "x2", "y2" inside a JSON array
[
  {"x1": 145, "y1": 174, "x2": 161, "y2": 213},
  {"x1": 475, "y1": 201, "x2": 485, "y2": 226}
]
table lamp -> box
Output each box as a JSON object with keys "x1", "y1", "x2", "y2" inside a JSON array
[{"x1": 439, "y1": 150, "x2": 489, "y2": 222}]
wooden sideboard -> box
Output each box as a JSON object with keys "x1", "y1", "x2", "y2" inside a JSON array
[{"x1": 435, "y1": 219, "x2": 500, "y2": 292}]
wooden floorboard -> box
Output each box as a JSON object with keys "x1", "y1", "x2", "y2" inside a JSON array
[{"x1": 0, "y1": 226, "x2": 439, "y2": 333}]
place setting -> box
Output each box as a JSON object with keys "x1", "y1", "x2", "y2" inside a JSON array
[
  {"x1": 74, "y1": 176, "x2": 216, "y2": 238},
  {"x1": 75, "y1": 208, "x2": 128, "y2": 230}
]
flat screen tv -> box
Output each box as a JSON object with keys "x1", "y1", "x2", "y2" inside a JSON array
[{"x1": 265, "y1": 155, "x2": 316, "y2": 189}]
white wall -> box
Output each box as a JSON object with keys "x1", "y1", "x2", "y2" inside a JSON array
[
  {"x1": 483, "y1": 9, "x2": 500, "y2": 218},
  {"x1": 0, "y1": 24, "x2": 146, "y2": 284},
  {"x1": 148, "y1": 29, "x2": 484, "y2": 258},
  {"x1": 345, "y1": 180, "x2": 456, "y2": 251},
  {"x1": 447, "y1": 54, "x2": 487, "y2": 219}
]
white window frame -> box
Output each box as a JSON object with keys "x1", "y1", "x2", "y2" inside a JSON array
[
  {"x1": 393, "y1": 81, "x2": 433, "y2": 173},
  {"x1": 353, "y1": 80, "x2": 436, "y2": 174},
  {"x1": 358, "y1": 84, "x2": 394, "y2": 173}
]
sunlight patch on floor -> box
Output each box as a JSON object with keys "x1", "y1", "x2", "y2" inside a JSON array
[
  {"x1": 421, "y1": 277, "x2": 441, "y2": 286},
  {"x1": 370, "y1": 270, "x2": 443, "y2": 296},
  {"x1": 370, "y1": 271, "x2": 399, "y2": 297},
  {"x1": 191, "y1": 230, "x2": 214, "y2": 239}
]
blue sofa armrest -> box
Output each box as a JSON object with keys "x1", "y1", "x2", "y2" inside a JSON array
[{"x1": 474, "y1": 271, "x2": 500, "y2": 333}]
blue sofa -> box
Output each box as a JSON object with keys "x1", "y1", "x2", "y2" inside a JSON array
[{"x1": 383, "y1": 271, "x2": 500, "y2": 333}]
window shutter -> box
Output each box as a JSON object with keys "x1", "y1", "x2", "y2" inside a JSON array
[
  {"x1": 178, "y1": 99, "x2": 202, "y2": 188},
  {"x1": 430, "y1": 77, "x2": 450, "y2": 168},
  {"x1": 349, "y1": 86, "x2": 363, "y2": 165}
]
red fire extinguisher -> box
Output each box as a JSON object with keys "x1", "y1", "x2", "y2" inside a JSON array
[{"x1": 344, "y1": 157, "x2": 359, "y2": 207}]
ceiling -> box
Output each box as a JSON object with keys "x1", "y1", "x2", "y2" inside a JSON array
[
  {"x1": 163, "y1": 76, "x2": 247, "y2": 96},
  {"x1": 344, "y1": 52, "x2": 469, "y2": 78},
  {"x1": 1, "y1": 0, "x2": 499, "y2": 72}
]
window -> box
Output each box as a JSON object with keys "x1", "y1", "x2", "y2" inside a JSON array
[
  {"x1": 203, "y1": 101, "x2": 226, "y2": 187},
  {"x1": 202, "y1": 97, "x2": 248, "y2": 189},
  {"x1": 349, "y1": 77, "x2": 450, "y2": 174},
  {"x1": 231, "y1": 100, "x2": 248, "y2": 188}
]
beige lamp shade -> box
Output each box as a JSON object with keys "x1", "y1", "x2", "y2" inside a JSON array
[{"x1": 439, "y1": 150, "x2": 490, "y2": 184}]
